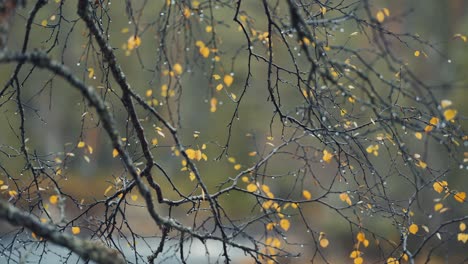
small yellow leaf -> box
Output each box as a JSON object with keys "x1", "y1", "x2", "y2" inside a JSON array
[
  {"x1": 112, "y1": 148, "x2": 119, "y2": 158},
  {"x1": 279, "y1": 219, "x2": 290, "y2": 231},
  {"x1": 440, "y1": 99, "x2": 452, "y2": 108},
  {"x1": 320, "y1": 6, "x2": 327, "y2": 15},
  {"x1": 104, "y1": 185, "x2": 112, "y2": 196},
  {"x1": 376, "y1": 10, "x2": 385, "y2": 23},
  {"x1": 460, "y1": 222, "x2": 466, "y2": 232},
  {"x1": 457, "y1": 233, "x2": 468, "y2": 243},
  {"x1": 241, "y1": 176, "x2": 249, "y2": 182},
  {"x1": 409, "y1": 224, "x2": 418, "y2": 234},
  {"x1": 414, "y1": 50, "x2": 420, "y2": 57},
  {"x1": 200, "y1": 46, "x2": 210, "y2": 58},
  {"x1": 234, "y1": 164, "x2": 241, "y2": 170},
  {"x1": 302, "y1": 190, "x2": 312, "y2": 200},
  {"x1": 189, "y1": 171, "x2": 196, "y2": 181},
  {"x1": 77, "y1": 141, "x2": 86, "y2": 148},
  {"x1": 319, "y1": 238, "x2": 329, "y2": 248},
  {"x1": 151, "y1": 138, "x2": 158, "y2": 146},
  {"x1": 87, "y1": 68, "x2": 94, "y2": 79},
  {"x1": 357, "y1": 232, "x2": 365, "y2": 242},
  {"x1": 415, "y1": 132, "x2": 422, "y2": 140},
  {"x1": 213, "y1": 74, "x2": 221, "y2": 80},
  {"x1": 322, "y1": 149, "x2": 333, "y2": 163},
  {"x1": 131, "y1": 195, "x2": 138, "y2": 201},
  {"x1": 363, "y1": 239, "x2": 369, "y2": 247},
  {"x1": 248, "y1": 151, "x2": 257, "y2": 156},
  {"x1": 224, "y1": 75, "x2": 234, "y2": 87},
  {"x1": 453, "y1": 34, "x2": 467, "y2": 42},
  {"x1": 434, "y1": 203, "x2": 443, "y2": 212},
  {"x1": 146, "y1": 89, "x2": 153, "y2": 97},
  {"x1": 41, "y1": 20, "x2": 48, "y2": 27},
  {"x1": 383, "y1": 8, "x2": 390, "y2": 17},
  {"x1": 183, "y1": 7, "x2": 191, "y2": 18},
  {"x1": 205, "y1": 25, "x2": 213, "y2": 32},
  {"x1": 443, "y1": 109, "x2": 457, "y2": 121},
  {"x1": 210, "y1": 97, "x2": 217, "y2": 112},
  {"x1": 173, "y1": 63, "x2": 183, "y2": 75},
  {"x1": 49, "y1": 195, "x2": 59, "y2": 205},
  {"x1": 354, "y1": 257, "x2": 363, "y2": 264},
  {"x1": 247, "y1": 183, "x2": 257, "y2": 192},
  {"x1": 424, "y1": 117, "x2": 439, "y2": 132},
  {"x1": 71, "y1": 226, "x2": 80, "y2": 235},
  {"x1": 387, "y1": 257, "x2": 399, "y2": 264},
  {"x1": 454, "y1": 192, "x2": 466, "y2": 203},
  {"x1": 127, "y1": 35, "x2": 141, "y2": 50},
  {"x1": 216, "y1": 84, "x2": 223, "y2": 91}
]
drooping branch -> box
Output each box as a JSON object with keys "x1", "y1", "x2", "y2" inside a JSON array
[{"x1": 0, "y1": 199, "x2": 125, "y2": 264}]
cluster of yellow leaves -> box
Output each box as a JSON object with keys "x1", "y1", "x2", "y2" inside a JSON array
[
  {"x1": 196, "y1": 40, "x2": 211, "y2": 58},
  {"x1": 375, "y1": 8, "x2": 390, "y2": 23},
  {"x1": 0, "y1": 180, "x2": 17, "y2": 198},
  {"x1": 185, "y1": 148, "x2": 207, "y2": 161},
  {"x1": 339, "y1": 192, "x2": 352, "y2": 206},
  {"x1": 349, "y1": 232, "x2": 370, "y2": 264},
  {"x1": 424, "y1": 117, "x2": 439, "y2": 132},
  {"x1": 458, "y1": 222, "x2": 468, "y2": 243},
  {"x1": 366, "y1": 144, "x2": 379, "y2": 156},
  {"x1": 433, "y1": 181, "x2": 466, "y2": 203}
]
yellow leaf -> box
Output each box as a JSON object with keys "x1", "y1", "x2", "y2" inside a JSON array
[
  {"x1": 71, "y1": 226, "x2": 80, "y2": 235},
  {"x1": 443, "y1": 109, "x2": 457, "y2": 121},
  {"x1": 322, "y1": 149, "x2": 333, "y2": 163},
  {"x1": 418, "y1": 160, "x2": 427, "y2": 169},
  {"x1": 458, "y1": 233, "x2": 468, "y2": 243},
  {"x1": 387, "y1": 257, "x2": 399, "y2": 264},
  {"x1": 383, "y1": 8, "x2": 390, "y2": 17},
  {"x1": 409, "y1": 224, "x2": 418, "y2": 234},
  {"x1": 414, "y1": 50, "x2": 420, "y2": 57},
  {"x1": 103, "y1": 185, "x2": 112, "y2": 196},
  {"x1": 363, "y1": 239, "x2": 369, "y2": 247},
  {"x1": 49, "y1": 195, "x2": 58, "y2": 205},
  {"x1": 354, "y1": 257, "x2": 363, "y2": 264},
  {"x1": 247, "y1": 183, "x2": 257, "y2": 192},
  {"x1": 216, "y1": 84, "x2": 223, "y2": 91},
  {"x1": 460, "y1": 222, "x2": 466, "y2": 232},
  {"x1": 234, "y1": 164, "x2": 241, "y2": 170},
  {"x1": 224, "y1": 75, "x2": 234, "y2": 87},
  {"x1": 146, "y1": 89, "x2": 153, "y2": 97},
  {"x1": 213, "y1": 74, "x2": 221, "y2": 80},
  {"x1": 339, "y1": 193, "x2": 352, "y2": 205},
  {"x1": 200, "y1": 46, "x2": 210, "y2": 58},
  {"x1": 279, "y1": 219, "x2": 290, "y2": 231},
  {"x1": 112, "y1": 148, "x2": 119, "y2": 158},
  {"x1": 302, "y1": 190, "x2": 312, "y2": 200},
  {"x1": 189, "y1": 172, "x2": 196, "y2": 181},
  {"x1": 241, "y1": 176, "x2": 249, "y2": 182},
  {"x1": 131, "y1": 195, "x2": 138, "y2": 201},
  {"x1": 173, "y1": 63, "x2": 183, "y2": 75},
  {"x1": 127, "y1": 35, "x2": 141, "y2": 50},
  {"x1": 87, "y1": 68, "x2": 94, "y2": 79},
  {"x1": 266, "y1": 222, "x2": 275, "y2": 231},
  {"x1": 183, "y1": 7, "x2": 191, "y2": 18},
  {"x1": 248, "y1": 151, "x2": 257, "y2": 156},
  {"x1": 205, "y1": 25, "x2": 212, "y2": 32},
  {"x1": 376, "y1": 10, "x2": 385, "y2": 23},
  {"x1": 77, "y1": 141, "x2": 86, "y2": 148},
  {"x1": 415, "y1": 132, "x2": 422, "y2": 140},
  {"x1": 434, "y1": 203, "x2": 443, "y2": 211},
  {"x1": 453, "y1": 34, "x2": 467, "y2": 42},
  {"x1": 357, "y1": 232, "x2": 365, "y2": 242},
  {"x1": 151, "y1": 138, "x2": 158, "y2": 146},
  {"x1": 210, "y1": 97, "x2": 217, "y2": 112},
  {"x1": 320, "y1": 6, "x2": 327, "y2": 15},
  {"x1": 454, "y1": 192, "x2": 466, "y2": 203},
  {"x1": 440, "y1": 99, "x2": 452, "y2": 108},
  {"x1": 319, "y1": 238, "x2": 329, "y2": 248}
]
